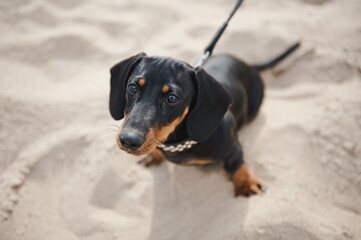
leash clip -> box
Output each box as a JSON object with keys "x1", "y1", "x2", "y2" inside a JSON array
[{"x1": 194, "y1": 51, "x2": 210, "y2": 68}]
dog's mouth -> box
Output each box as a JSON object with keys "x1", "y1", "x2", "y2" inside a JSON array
[
  {"x1": 118, "y1": 146, "x2": 148, "y2": 156},
  {"x1": 116, "y1": 129, "x2": 162, "y2": 156},
  {"x1": 115, "y1": 107, "x2": 189, "y2": 156},
  {"x1": 117, "y1": 142, "x2": 158, "y2": 156}
]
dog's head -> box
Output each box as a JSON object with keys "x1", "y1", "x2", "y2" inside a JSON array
[{"x1": 109, "y1": 52, "x2": 232, "y2": 155}]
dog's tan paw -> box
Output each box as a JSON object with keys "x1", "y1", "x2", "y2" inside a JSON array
[{"x1": 232, "y1": 164, "x2": 266, "y2": 197}]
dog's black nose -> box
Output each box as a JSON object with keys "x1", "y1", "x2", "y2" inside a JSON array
[{"x1": 119, "y1": 132, "x2": 144, "y2": 150}]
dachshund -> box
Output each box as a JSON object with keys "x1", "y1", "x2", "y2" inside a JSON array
[{"x1": 109, "y1": 42, "x2": 300, "y2": 196}]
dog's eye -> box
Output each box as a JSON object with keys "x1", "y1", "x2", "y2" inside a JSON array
[
  {"x1": 128, "y1": 83, "x2": 137, "y2": 94},
  {"x1": 167, "y1": 94, "x2": 179, "y2": 104}
]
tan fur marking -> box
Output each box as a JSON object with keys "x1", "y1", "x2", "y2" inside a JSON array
[
  {"x1": 183, "y1": 159, "x2": 214, "y2": 165},
  {"x1": 162, "y1": 85, "x2": 170, "y2": 93},
  {"x1": 139, "y1": 78, "x2": 145, "y2": 86},
  {"x1": 151, "y1": 148, "x2": 165, "y2": 162},
  {"x1": 232, "y1": 164, "x2": 265, "y2": 197},
  {"x1": 154, "y1": 107, "x2": 189, "y2": 142},
  {"x1": 138, "y1": 148, "x2": 165, "y2": 167}
]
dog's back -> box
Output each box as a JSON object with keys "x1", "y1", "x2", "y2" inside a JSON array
[{"x1": 203, "y1": 55, "x2": 264, "y2": 128}]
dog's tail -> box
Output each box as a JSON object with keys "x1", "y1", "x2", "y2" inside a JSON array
[{"x1": 254, "y1": 42, "x2": 301, "y2": 71}]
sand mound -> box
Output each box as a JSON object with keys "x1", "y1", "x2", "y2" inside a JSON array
[{"x1": 1, "y1": 0, "x2": 360, "y2": 239}]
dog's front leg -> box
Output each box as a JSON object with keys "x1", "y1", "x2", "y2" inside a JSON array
[
  {"x1": 225, "y1": 144, "x2": 266, "y2": 197},
  {"x1": 138, "y1": 148, "x2": 165, "y2": 167}
]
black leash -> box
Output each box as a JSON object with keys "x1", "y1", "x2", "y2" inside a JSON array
[{"x1": 194, "y1": 0, "x2": 244, "y2": 68}]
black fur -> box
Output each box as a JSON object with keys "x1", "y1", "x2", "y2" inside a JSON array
[
  {"x1": 109, "y1": 52, "x2": 146, "y2": 120},
  {"x1": 187, "y1": 67, "x2": 232, "y2": 142}
]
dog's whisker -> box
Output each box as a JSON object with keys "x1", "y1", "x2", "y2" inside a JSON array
[
  {"x1": 107, "y1": 123, "x2": 120, "y2": 127},
  {"x1": 102, "y1": 132, "x2": 118, "y2": 137},
  {"x1": 105, "y1": 128, "x2": 117, "y2": 131},
  {"x1": 104, "y1": 127, "x2": 118, "y2": 131},
  {"x1": 103, "y1": 129, "x2": 118, "y2": 133},
  {"x1": 103, "y1": 129, "x2": 117, "y2": 133},
  {"x1": 101, "y1": 132, "x2": 116, "y2": 137},
  {"x1": 104, "y1": 125, "x2": 119, "y2": 131}
]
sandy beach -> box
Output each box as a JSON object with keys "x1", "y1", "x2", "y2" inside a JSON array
[{"x1": 0, "y1": 0, "x2": 360, "y2": 239}]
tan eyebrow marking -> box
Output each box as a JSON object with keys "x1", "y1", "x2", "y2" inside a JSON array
[
  {"x1": 162, "y1": 85, "x2": 170, "y2": 93},
  {"x1": 139, "y1": 78, "x2": 145, "y2": 86}
]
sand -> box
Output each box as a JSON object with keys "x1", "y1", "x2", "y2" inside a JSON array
[{"x1": 0, "y1": 0, "x2": 360, "y2": 239}]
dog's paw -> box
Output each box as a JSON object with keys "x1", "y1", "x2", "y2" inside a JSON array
[
  {"x1": 138, "y1": 155, "x2": 163, "y2": 167},
  {"x1": 234, "y1": 177, "x2": 266, "y2": 197},
  {"x1": 138, "y1": 149, "x2": 165, "y2": 167},
  {"x1": 232, "y1": 164, "x2": 266, "y2": 197}
]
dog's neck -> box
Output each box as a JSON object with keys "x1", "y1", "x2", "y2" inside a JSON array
[{"x1": 158, "y1": 118, "x2": 197, "y2": 152}]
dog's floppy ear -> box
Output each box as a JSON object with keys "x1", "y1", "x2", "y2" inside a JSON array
[
  {"x1": 109, "y1": 52, "x2": 146, "y2": 120},
  {"x1": 187, "y1": 67, "x2": 232, "y2": 142}
]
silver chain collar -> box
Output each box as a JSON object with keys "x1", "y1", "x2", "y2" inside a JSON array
[{"x1": 158, "y1": 140, "x2": 197, "y2": 152}]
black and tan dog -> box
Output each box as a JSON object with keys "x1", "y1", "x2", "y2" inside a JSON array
[{"x1": 109, "y1": 43, "x2": 300, "y2": 197}]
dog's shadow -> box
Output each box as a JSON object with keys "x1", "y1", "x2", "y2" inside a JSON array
[
  {"x1": 145, "y1": 113, "x2": 267, "y2": 239},
  {"x1": 146, "y1": 161, "x2": 249, "y2": 240}
]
